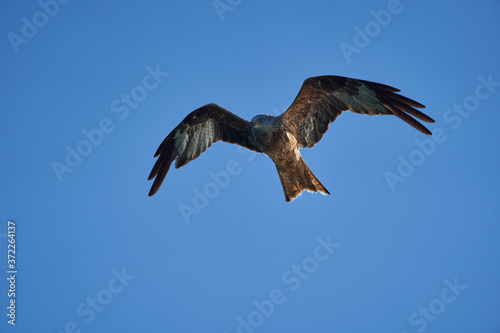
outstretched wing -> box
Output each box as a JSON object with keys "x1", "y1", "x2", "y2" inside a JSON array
[
  {"x1": 280, "y1": 76, "x2": 435, "y2": 148},
  {"x1": 148, "y1": 103, "x2": 261, "y2": 196}
]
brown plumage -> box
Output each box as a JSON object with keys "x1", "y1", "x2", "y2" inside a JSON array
[
  {"x1": 147, "y1": 104, "x2": 261, "y2": 197},
  {"x1": 275, "y1": 155, "x2": 330, "y2": 202},
  {"x1": 148, "y1": 75, "x2": 434, "y2": 202}
]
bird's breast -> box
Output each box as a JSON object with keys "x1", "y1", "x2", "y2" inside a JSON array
[{"x1": 254, "y1": 128, "x2": 300, "y2": 162}]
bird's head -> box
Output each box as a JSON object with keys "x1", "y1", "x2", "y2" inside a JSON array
[{"x1": 251, "y1": 115, "x2": 274, "y2": 128}]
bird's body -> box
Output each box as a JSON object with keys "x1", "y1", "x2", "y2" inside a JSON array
[
  {"x1": 251, "y1": 114, "x2": 330, "y2": 201},
  {"x1": 148, "y1": 75, "x2": 435, "y2": 202}
]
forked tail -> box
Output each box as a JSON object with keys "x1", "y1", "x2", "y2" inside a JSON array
[{"x1": 275, "y1": 157, "x2": 330, "y2": 202}]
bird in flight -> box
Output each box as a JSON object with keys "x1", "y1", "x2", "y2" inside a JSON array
[{"x1": 148, "y1": 75, "x2": 434, "y2": 202}]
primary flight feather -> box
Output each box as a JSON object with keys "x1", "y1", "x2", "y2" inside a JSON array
[{"x1": 148, "y1": 75, "x2": 434, "y2": 202}]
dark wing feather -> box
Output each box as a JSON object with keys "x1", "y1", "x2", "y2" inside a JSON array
[
  {"x1": 279, "y1": 76, "x2": 435, "y2": 148},
  {"x1": 148, "y1": 103, "x2": 261, "y2": 196}
]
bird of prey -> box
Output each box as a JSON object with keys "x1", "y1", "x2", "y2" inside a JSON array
[{"x1": 148, "y1": 75, "x2": 434, "y2": 202}]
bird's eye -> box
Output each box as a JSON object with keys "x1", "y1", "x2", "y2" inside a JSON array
[{"x1": 260, "y1": 117, "x2": 265, "y2": 122}]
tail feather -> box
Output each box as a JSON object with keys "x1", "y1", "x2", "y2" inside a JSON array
[{"x1": 275, "y1": 158, "x2": 330, "y2": 202}]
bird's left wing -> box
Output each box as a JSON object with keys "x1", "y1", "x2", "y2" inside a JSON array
[
  {"x1": 280, "y1": 76, "x2": 435, "y2": 148},
  {"x1": 148, "y1": 103, "x2": 261, "y2": 196}
]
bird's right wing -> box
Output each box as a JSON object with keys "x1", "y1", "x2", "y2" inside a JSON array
[{"x1": 148, "y1": 103, "x2": 261, "y2": 196}]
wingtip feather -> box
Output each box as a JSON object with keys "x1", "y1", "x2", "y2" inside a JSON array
[
  {"x1": 148, "y1": 140, "x2": 176, "y2": 196},
  {"x1": 385, "y1": 95, "x2": 435, "y2": 124},
  {"x1": 384, "y1": 102, "x2": 433, "y2": 135}
]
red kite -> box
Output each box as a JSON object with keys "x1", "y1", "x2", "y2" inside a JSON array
[{"x1": 148, "y1": 76, "x2": 434, "y2": 202}]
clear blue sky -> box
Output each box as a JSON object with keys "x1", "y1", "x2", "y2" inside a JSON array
[{"x1": 1, "y1": 1, "x2": 499, "y2": 332}]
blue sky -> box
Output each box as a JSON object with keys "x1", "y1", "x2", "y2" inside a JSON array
[{"x1": 1, "y1": 0, "x2": 499, "y2": 332}]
